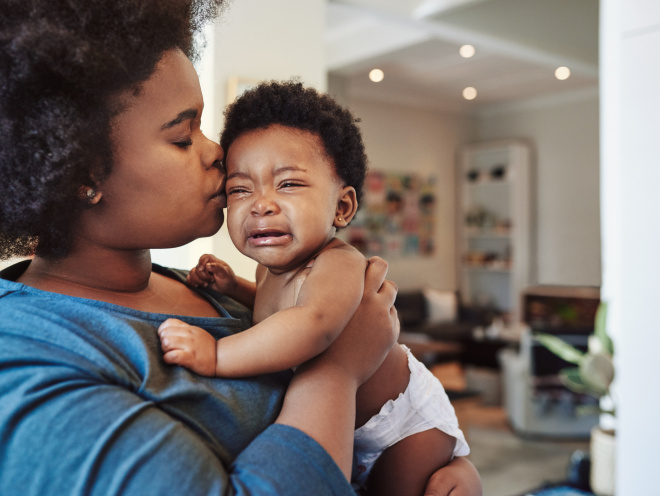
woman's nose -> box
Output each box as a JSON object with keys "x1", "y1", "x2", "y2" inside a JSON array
[{"x1": 201, "y1": 134, "x2": 224, "y2": 171}]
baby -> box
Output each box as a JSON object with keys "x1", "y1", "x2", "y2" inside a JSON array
[{"x1": 158, "y1": 81, "x2": 469, "y2": 495}]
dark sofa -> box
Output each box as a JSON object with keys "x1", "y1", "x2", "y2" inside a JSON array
[{"x1": 395, "y1": 290, "x2": 476, "y2": 342}]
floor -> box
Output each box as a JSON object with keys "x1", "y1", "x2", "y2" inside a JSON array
[{"x1": 431, "y1": 363, "x2": 590, "y2": 496}]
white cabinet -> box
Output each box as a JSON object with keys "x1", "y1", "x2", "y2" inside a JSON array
[{"x1": 457, "y1": 140, "x2": 534, "y2": 324}]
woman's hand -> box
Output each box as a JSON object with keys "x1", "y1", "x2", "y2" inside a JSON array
[
  {"x1": 314, "y1": 256, "x2": 399, "y2": 386},
  {"x1": 424, "y1": 457, "x2": 483, "y2": 496}
]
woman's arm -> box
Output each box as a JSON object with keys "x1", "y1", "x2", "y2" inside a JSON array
[
  {"x1": 276, "y1": 256, "x2": 399, "y2": 478},
  {"x1": 0, "y1": 337, "x2": 354, "y2": 495}
]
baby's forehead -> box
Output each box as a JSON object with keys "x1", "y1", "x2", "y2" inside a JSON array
[
  {"x1": 225, "y1": 124, "x2": 337, "y2": 172},
  {"x1": 234, "y1": 124, "x2": 322, "y2": 145}
]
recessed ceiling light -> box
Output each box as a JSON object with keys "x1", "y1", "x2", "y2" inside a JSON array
[
  {"x1": 369, "y1": 69, "x2": 384, "y2": 83},
  {"x1": 463, "y1": 87, "x2": 477, "y2": 100},
  {"x1": 459, "y1": 45, "x2": 475, "y2": 58},
  {"x1": 555, "y1": 66, "x2": 571, "y2": 80}
]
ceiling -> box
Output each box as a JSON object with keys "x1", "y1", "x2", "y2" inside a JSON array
[{"x1": 325, "y1": 0, "x2": 599, "y2": 113}]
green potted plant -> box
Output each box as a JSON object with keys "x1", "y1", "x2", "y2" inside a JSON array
[{"x1": 535, "y1": 302, "x2": 615, "y2": 496}]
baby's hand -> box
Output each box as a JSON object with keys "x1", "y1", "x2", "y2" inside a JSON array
[
  {"x1": 158, "y1": 318, "x2": 217, "y2": 376},
  {"x1": 187, "y1": 254, "x2": 238, "y2": 295}
]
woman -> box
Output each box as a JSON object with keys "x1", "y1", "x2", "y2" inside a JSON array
[{"x1": 0, "y1": 1, "x2": 481, "y2": 494}]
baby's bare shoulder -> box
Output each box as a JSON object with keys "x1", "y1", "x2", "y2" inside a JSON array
[{"x1": 319, "y1": 238, "x2": 366, "y2": 264}]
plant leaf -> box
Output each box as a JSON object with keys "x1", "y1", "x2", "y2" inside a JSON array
[
  {"x1": 560, "y1": 367, "x2": 607, "y2": 398},
  {"x1": 575, "y1": 404, "x2": 613, "y2": 417},
  {"x1": 559, "y1": 367, "x2": 591, "y2": 394},
  {"x1": 594, "y1": 301, "x2": 614, "y2": 355},
  {"x1": 535, "y1": 333, "x2": 585, "y2": 365},
  {"x1": 580, "y1": 352, "x2": 614, "y2": 394}
]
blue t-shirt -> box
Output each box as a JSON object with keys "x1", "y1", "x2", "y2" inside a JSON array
[{"x1": 0, "y1": 261, "x2": 352, "y2": 495}]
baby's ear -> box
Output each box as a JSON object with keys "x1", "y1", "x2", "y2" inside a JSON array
[{"x1": 334, "y1": 186, "x2": 357, "y2": 228}]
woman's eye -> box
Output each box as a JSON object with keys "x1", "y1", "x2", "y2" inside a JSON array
[{"x1": 174, "y1": 138, "x2": 193, "y2": 149}]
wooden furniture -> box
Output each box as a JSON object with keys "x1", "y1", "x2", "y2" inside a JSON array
[{"x1": 501, "y1": 285, "x2": 601, "y2": 438}]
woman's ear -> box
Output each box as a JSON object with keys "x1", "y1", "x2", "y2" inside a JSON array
[
  {"x1": 77, "y1": 184, "x2": 103, "y2": 205},
  {"x1": 334, "y1": 186, "x2": 358, "y2": 228}
]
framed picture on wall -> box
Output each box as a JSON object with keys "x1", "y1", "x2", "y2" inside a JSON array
[{"x1": 341, "y1": 170, "x2": 437, "y2": 258}]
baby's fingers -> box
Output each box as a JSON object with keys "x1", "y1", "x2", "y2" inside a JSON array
[
  {"x1": 187, "y1": 267, "x2": 211, "y2": 287},
  {"x1": 158, "y1": 318, "x2": 186, "y2": 335},
  {"x1": 159, "y1": 319, "x2": 192, "y2": 349},
  {"x1": 186, "y1": 268, "x2": 203, "y2": 287},
  {"x1": 163, "y1": 349, "x2": 193, "y2": 367},
  {"x1": 159, "y1": 333, "x2": 183, "y2": 352}
]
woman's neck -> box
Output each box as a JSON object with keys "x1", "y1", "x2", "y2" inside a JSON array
[
  {"x1": 21, "y1": 246, "x2": 154, "y2": 296},
  {"x1": 19, "y1": 249, "x2": 222, "y2": 318}
]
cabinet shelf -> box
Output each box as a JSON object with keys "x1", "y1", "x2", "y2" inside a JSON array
[
  {"x1": 457, "y1": 140, "x2": 533, "y2": 323},
  {"x1": 465, "y1": 178, "x2": 511, "y2": 187},
  {"x1": 464, "y1": 228, "x2": 512, "y2": 239},
  {"x1": 462, "y1": 264, "x2": 512, "y2": 273}
]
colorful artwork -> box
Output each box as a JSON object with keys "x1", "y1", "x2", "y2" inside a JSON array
[{"x1": 344, "y1": 170, "x2": 437, "y2": 257}]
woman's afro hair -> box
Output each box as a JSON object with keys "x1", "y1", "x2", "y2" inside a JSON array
[
  {"x1": 220, "y1": 80, "x2": 368, "y2": 209},
  {"x1": 0, "y1": 0, "x2": 226, "y2": 259}
]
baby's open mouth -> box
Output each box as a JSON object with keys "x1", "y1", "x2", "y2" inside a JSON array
[
  {"x1": 247, "y1": 230, "x2": 293, "y2": 246},
  {"x1": 251, "y1": 231, "x2": 286, "y2": 238}
]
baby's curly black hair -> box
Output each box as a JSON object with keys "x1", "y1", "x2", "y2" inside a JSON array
[
  {"x1": 220, "y1": 80, "x2": 368, "y2": 210},
  {"x1": 0, "y1": 0, "x2": 226, "y2": 259}
]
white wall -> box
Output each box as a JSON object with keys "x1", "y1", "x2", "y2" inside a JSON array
[
  {"x1": 475, "y1": 91, "x2": 601, "y2": 287},
  {"x1": 601, "y1": 0, "x2": 660, "y2": 491},
  {"x1": 328, "y1": 86, "x2": 600, "y2": 292},
  {"x1": 328, "y1": 94, "x2": 472, "y2": 291},
  {"x1": 152, "y1": 0, "x2": 327, "y2": 279}
]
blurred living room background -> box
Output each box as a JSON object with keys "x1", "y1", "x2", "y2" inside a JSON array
[{"x1": 4, "y1": 0, "x2": 656, "y2": 494}]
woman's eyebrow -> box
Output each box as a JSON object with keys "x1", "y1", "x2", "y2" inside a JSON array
[{"x1": 161, "y1": 108, "x2": 198, "y2": 130}]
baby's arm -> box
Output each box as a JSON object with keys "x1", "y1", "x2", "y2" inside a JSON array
[
  {"x1": 212, "y1": 245, "x2": 368, "y2": 377},
  {"x1": 187, "y1": 254, "x2": 256, "y2": 310},
  {"x1": 159, "y1": 244, "x2": 368, "y2": 378}
]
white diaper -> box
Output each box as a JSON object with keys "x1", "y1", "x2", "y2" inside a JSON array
[{"x1": 351, "y1": 344, "x2": 470, "y2": 489}]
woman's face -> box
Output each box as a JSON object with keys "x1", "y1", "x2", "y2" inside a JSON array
[{"x1": 81, "y1": 49, "x2": 225, "y2": 250}]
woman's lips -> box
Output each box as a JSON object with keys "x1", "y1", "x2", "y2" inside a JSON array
[
  {"x1": 247, "y1": 230, "x2": 292, "y2": 247},
  {"x1": 210, "y1": 192, "x2": 227, "y2": 208}
]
